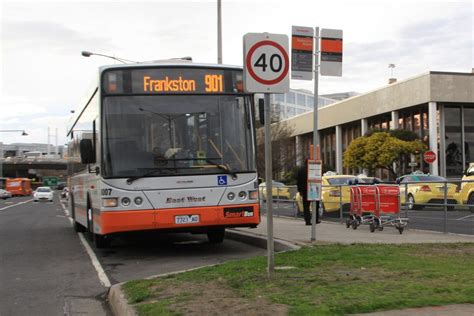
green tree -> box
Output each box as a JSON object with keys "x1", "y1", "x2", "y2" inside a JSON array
[{"x1": 344, "y1": 132, "x2": 426, "y2": 179}]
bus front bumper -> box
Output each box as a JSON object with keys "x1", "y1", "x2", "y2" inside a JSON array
[{"x1": 97, "y1": 203, "x2": 260, "y2": 235}]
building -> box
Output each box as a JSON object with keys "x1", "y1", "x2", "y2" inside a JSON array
[
  {"x1": 0, "y1": 143, "x2": 65, "y2": 159},
  {"x1": 279, "y1": 71, "x2": 474, "y2": 179},
  {"x1": 257, "y1": 89, "x2": 338, "y2": 123}
]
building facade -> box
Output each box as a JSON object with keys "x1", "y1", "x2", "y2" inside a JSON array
[{"x1": 279, "y1": 71, "x2": 474, "y2": 179}]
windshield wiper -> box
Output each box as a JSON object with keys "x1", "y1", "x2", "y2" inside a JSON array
[
  {"x1": 126, "y1": 168, "x2": 175, "y2": 184},
  {"x1": 202, "y1": 158, "x2": 238, "y2": 179},
  {"x1": 125, "y1": 158, "x2": 238, "y2": 184}
]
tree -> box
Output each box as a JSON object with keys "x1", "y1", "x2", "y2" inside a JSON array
[
  {"x1": 256, "y1": 121, "x2": 295, "y2": 182},
  {"x1": 343, "y1": 132, "x2": 426, "y2": 179}
]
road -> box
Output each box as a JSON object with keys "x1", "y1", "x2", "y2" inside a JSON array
[
  {"x1": 263, "y1": 201, "x2": 474, "y2": 235},
  {"x1": 0, "y1": 195, "x2": 266, "y2": 315}
]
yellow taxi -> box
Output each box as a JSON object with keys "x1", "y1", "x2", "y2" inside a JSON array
[
  {"x1": 295, "y1": 173, "x2": 357, "y2": 214},
  {"x1": 259, "y1": 181, "x2": 293, "y2": 201},
  {"x1": 458, "y1": 163, "x2": 474, "y2": 210},
  {"x1": 397, "y1": 172, "x2": 458, "y2": 210}
]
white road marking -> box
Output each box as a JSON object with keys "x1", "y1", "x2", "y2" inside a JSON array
[
  {"x1": 60, "y1": 201, "x2": 112, "y2": 288},
  {"x1": 456, "y1": 214, "x2": 474, "y2": 221},
  {"x1": 0, "y1": 199, "x2": 34, "y2": 211}
]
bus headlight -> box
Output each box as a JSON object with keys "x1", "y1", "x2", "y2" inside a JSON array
[
  {"x1": 102, "y1": 197, "x2": 118, "y2": 207},
  {"x1": 134, "y1": 197, "x2": 143, "y2": 205},
  {"x1": 227, "y1": 192, "x2": 235, "y2": 200},
  {"x1": 238, "y1": 191, "x2": 247, "y2": 200},
  {"x1": 248, "y1": 190, "x2": 258, "y2": 200},
  {"x1": 121, "y1": 197, "x2": 131, "y2": 206}
]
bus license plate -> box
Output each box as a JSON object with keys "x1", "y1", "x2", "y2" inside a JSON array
[{"x1": 175, "y1": 215, "x2": 200, "y2": 225}]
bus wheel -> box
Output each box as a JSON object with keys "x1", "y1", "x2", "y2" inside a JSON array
[{"x1": 207, "y1": 228, "x2": 225, "y2": 244}]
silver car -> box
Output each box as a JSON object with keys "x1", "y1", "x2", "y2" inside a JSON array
[{"x1": 0, "y1": 189, "x2": 12, "y2": 200}]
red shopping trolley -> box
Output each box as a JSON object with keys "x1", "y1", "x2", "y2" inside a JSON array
[
  {"x1": 347, "y1": 185, "x2": 377, "y2": 230},
  {"x1": 370, "y1": 185, "x2": 408, "y2": 234}
]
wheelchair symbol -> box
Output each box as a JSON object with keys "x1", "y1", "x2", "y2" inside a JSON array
[{"x1": 217, "y1": 176, "x2": 227, "y2": 186}]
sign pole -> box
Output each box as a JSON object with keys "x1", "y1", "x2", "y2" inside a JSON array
[
  {"x1": 264, "y1": 92, "x2": 275, "y2": 277},
  {"x1": 311, "y1": 27, "x2": 320, "y2": 242}
]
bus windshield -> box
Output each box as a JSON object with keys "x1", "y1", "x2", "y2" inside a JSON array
[{"x1": 102, "y1": 95, "x2": 255, "y2": 178}]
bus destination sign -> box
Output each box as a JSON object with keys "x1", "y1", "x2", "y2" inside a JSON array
[{"x1": 102, "y1": 68, "x2": 244, "y2": 95}]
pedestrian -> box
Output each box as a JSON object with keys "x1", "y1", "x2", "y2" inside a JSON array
[{"x1": 297, "y1": 160, "x2": 320, "y2": 225}]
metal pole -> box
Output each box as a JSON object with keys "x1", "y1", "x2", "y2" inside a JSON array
[
  {"x1": 443, "y1": 181, "x2": 448, "y2": 234},
  {"x1": 277, "y1": 187, "x2": 280, "y2": 209},
  {"x1": 311, "y1": 26, "x2": 320, "y2": 242},
  {"x1": 55, "y1": 128, "x2": 58, "y2": 158},
  {"x1": 47, "y1": 126, "x2": 50, "y2": 157},
  {"x1": 264, "y1": 93, "x2": 274, "y2": 277},
  {"x1": 217, "y1": 0, "x2": 222, "y2": 64},
  {"x1": 339, "y1": 185, "x2": 343, "y2": 224},
  {"x1": 405, "y1": 182, "x2": 409, "y2": 219}
]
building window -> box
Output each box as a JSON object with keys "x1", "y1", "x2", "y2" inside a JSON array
[
  {"x1": 445, "y1": 106, "x2": 463, "y2": 177},
  {"x1": 286, "y1": 92, "x2": 295, "y2": 104},
  {"x1": 274, "y1": 94, "x2": 285, "y2": 102},
  {"x1": 464, "y1": 107, "x2": 474, "y2": 169},
  {"x1": 296, "y1": 93, "x2": 305, "y2": 106}
]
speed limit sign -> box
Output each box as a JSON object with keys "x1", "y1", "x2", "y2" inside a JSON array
[{"x1": 243, "y1": 33, "x2": 290, "y2": 93}]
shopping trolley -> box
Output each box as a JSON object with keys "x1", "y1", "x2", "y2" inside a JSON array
[
  {"x1": 347, "y1": 185, "x2": 377, "y2": 230},
  {"x1": 370, "y1": 185, "x2": 409, "y2": 234}
]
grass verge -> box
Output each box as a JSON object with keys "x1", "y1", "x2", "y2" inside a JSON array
[{"x1": 122, "y1": 243, "x2": 474, "y2": 315}]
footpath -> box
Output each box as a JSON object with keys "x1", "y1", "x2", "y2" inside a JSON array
[{"x1": 109, "y1": 216, "x2": 474, "y2": 316}]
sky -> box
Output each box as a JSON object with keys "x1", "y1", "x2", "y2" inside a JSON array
[{"x1": 1, "y1": 0, "x2": 473, "y2": 146}]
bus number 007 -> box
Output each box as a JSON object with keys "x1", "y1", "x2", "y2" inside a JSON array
[
  {"x1": 101, "y1": 188, "x2": 112, "y2": 196},
  {"x1": 205, "y1": 74, "x2": 223, "y2": 92}
]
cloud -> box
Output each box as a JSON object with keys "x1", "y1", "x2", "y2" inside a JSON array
[
  {"x1": 0, "y1": 96, "x2": 47, "y2": 120},
  {"x1": 2, "y1": 20, "x2": 115, "y2": 54}
]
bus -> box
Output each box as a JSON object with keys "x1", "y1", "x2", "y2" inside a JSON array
[
  {"x1": 6, "y1": 178, "x2": 32, "y2": 196},
  {"x1": 67, "y1": 61, "x2": 260, "y2": 248}
]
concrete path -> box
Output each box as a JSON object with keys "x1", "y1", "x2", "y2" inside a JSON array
[{"x1": 237, "y1": 215, "x2": 474, "y2": 246}]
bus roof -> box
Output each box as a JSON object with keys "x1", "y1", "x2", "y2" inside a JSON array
[
  {"x1": 68, "y1": 62, "x2": 244, "y2": 136},
  {"x1": 98, "y1": 61, "x2": 243, "y2": 73}
]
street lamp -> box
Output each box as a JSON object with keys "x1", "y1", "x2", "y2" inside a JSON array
[{"x1": 81, "y1": 51, "x2": 137, "y2": 64}]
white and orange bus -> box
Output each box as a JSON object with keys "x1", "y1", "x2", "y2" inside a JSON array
[{"x1": 67, "y1": 61, "x2": 260, "y2": 248}]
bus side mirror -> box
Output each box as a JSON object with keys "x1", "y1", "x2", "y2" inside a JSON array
[
  {"x1": 80, "y1": 139, "x2": 96, "y2": 164},
  {"x1": 396, "y1": 178, "x2": 401, "y2": 185}
]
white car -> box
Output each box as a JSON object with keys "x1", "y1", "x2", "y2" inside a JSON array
[
  {"x1": 0, "y1": 189, "x2": 12, "y2": 200},
  {"x1": 34, "y1": 187, "x2": 54, "y2": 202}
]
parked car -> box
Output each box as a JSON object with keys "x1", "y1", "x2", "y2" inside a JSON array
[
  {"x1": 259, "y1": 181, "x2": 292, "y2": 201},
  {"x1": 33, "y1": 187, "x2": 54, "y2": 202},
  {"x1": 295, "y1": 173, "x2": 357, "y2": 214},
  {"x1": 356, "y1": 175, "x2": 382, "y2": 184},
  {"x1": 458, "y1": 163, "x2": 474, "y2": 211},
  {"x1": 397, "y1": 172, "x2": 458, "y2": 210},
  {"x1": 0, "y1": 189, "x2": 12, "y2": 200}
]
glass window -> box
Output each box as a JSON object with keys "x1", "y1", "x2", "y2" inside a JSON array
[
  {"x1": 286, "y1": 92, "x2": 295, "y2": 104},
  {"x1": 296, "y1": 93, "x2": 305, "y2": 106},
  {"x1": 445, "y1": 106, "x2": 462, "y2": 177},
  {"x1": 464, "y1": 107, "x2": 474, "y2": 169},
  {"x1": 274, "y1": 94, "x2": 285, "y2": 102},
  {"x1": 306, "y1": 96, "x2": 314, "y2": 107},
  {"x1": 102, "y1": 95, "x2": 255, "y2": 178}
]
